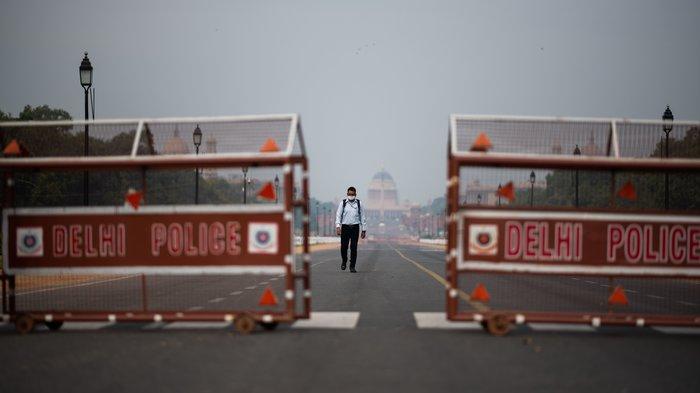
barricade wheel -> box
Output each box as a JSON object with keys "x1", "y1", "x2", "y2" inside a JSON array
[
  {"x1": 15, "y1": 314, "x2": 35, "y2": 335},
  {"x1": 260, "y1": 322, "x2": 279, "y2": 331},
  {"x1": 486, "y1": 314, "x2": 511, "y2": 337},
  {"x1": 45, "y1": 321, "x2": 64, "y2": 331},
  {"x1": 235, "y1": 314, "x2": 256, "y2": 334}
]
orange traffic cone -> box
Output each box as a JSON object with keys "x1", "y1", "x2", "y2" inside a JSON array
[
  {"x1": 259, "y1": 138, "x2": 280, "y2": 153},
  {"x1": 125, "y1": 189, "x2": 143, "y2": 210},
  {"x1": 259, "y1": 287, "x2": 279, "y2": 306},
  {"x1": 257, "y1": 182, "x2": 276, "y2": 201},
  {"x1": 617, "y1": 181, "x2": 637, "y2": 201},
  {"x1": 470, "y1": 132, "x2": 493, "y2": 152},
  {"x1": 496, "y1": 181, "x2": 515, "y2": 202},
  {"x1": 470, "y1": 283, "x2": 490, "y2": 302},
  {"x1": 608, "y1": 285, "x2": 629, "y2": 306}
]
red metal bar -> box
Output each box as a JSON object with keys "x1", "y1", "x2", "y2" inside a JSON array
[
  {"x1": 301, "y1": 158, "x2": 311, "y2": 319},
  {"x1": 451, "y1": 310, "x2": 700, "y2": 327}
]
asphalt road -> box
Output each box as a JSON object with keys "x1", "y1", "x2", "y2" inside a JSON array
[{"x1": 1, "y1": 241, "x2": 700, "y2": 393}]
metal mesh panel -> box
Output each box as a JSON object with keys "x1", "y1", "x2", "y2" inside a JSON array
[
  {"x1": 617, "y1": 122, "x2": 700, "y2": 159},
  {"x1": 0, "y1": 121, "x2": 139, "y2": 157},
  {"x1": 457, "y1": 273, "x2": 700, "y2": 316},
  {"x1": 137, "y1": 118, "x2": 293, "y2": 156},
  {"x1": 13, "y1": 169, "x2": 142, "y2": 207},
  {"x1": 15, "y1": 273, "x2": 287, "y2": 313},
  {"x1": 454, "y1": 117, "x2": 613, "y2": 156}
]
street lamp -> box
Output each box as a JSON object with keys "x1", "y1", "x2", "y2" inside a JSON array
[
  {"x1": 192, "y1": 125, "x2": 202, "y2": 204},
  {"x1": 477, "y1": 194, "x2": 482, "y2": 205},
  {"x1": 663, "y1": 105, "x2": 674, "y2": 210},
  {"x1": 497, "y1": 183, "x2": 502, "y2": 206},
  {"x1": 274, "y1": 175, "x2": 280, "y2": 204},
  {"x1": 242, "y1": 167, "x2": 248, "y2": 204},
  {"x1": 529, "y1": 171, "x2": 536, "y2": 207},
  {"x1": 573, "y1": 144, "x2": 581, "y2": 207},
  {"x1": 79, "y1": 52, "x2": 93, "y2": 206}
]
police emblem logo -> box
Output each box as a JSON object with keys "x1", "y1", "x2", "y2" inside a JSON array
[
  {"x1": 16, "y1": 227, "x2": 44, "y2": 257},
  {"x1": 468, "y1": 224, "x2": 498, "y2": 256},
  {"x1": 248, "y1": 223, "x2": 278, "y2": 254}
]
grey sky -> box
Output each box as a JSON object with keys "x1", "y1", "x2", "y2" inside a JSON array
[{"x1": 1, "y1": 0, "x2": 699, "y2": 204}]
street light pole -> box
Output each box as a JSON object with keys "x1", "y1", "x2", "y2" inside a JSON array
[
  {"x1": 477, "y1": 194, "x2": 481, "y2": 205},
  {"x1": 274, "y1": 175, "x2": 280, "y2": 204},
  {"x1": 79, "y1": 52, "x2": 93, "y2": 206},
  {"x1": 315, "y1": 201, "x2": 319, "y2": 236},
  {"x1": 529, "y1": 171, "x2": 536, "y2": 207},
  {"x1": 573, "y1": 145, "x2": 581, "y2": 207},
  {"x1": 663, "y1": 105, "x2": 674, "y2": 210},
  {"x1": 192, "y1": 125, "x2": 202, "y2": 204},
  {"x1": 242, "y1": 167, "x2": 248, "y2": 204},
  {"x1": 497, "y1": 183, "x2": 502, "y2": 206}
]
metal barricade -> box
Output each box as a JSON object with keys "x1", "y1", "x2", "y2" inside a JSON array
[
  {"x1": 1, "y1": 114, "x2": 311, "y2": 334},
  {"x1": 446, "y1": 115, "x2": 700, "y2": 335}
]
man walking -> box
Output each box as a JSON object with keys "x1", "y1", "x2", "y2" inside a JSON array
[{"x1": 335, "y1": 186, "x2": 367, "y2": 273}]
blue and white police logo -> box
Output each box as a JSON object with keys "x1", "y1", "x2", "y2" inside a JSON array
[
  {"x1": 16, "y1": 227, "x2": 44, "y2": 257},
  {"x1": 248, "y1": 223, "x2": 278, "y2": 254}
]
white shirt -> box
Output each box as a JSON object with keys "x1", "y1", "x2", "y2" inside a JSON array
[{"x1": 335, "y1": 199, "x2": 367, "y2": 231}]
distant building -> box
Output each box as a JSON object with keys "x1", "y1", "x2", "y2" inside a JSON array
[
  {"x1": 365, "y1": 169, "x2": 413, "y2": 235},
  {"x1": 162, "y1": 128, "x2": 190, "y2": 155}
]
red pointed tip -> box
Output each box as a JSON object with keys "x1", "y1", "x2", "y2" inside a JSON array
[
  {"x1": 259, "y1": 287, "x2": 279, "y2": 306},
  {"x1": 259, "y1": 138, "x2": 280, "y2": 153},
  {"x1": 470, "y1": 283, "x2": 490, "y2": 302},
  {"x1": 608, "y1": 285, "x2": 629, "y2": 306},
  {"x1": 470, "y1": 132, "x2": 493, "y2": 152},
  {"x1": 257, "y1": 182, "x2": 276, "y2": 201},
  {"x1": 125, "y1": 190, "x2": 143, "y2": 210}
]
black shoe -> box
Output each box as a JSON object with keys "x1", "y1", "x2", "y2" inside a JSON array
[
  {"x1": 341, "y1": 262, "x2": 347, "y2": 271},
  {"x1": 350, "y1": 268, "x2": 357, "y2": 273}
]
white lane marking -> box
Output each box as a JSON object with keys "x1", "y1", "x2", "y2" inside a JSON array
[
  {"x1": 187, "y1": 306, "x2": 203, "y2": 311},
  {"x1": 163, "y1": 322, "x2": 232, "y2": 330},
  {"x1": 16, "y1": 274, "x2": 140, "y2": 296},
  {"x1": 413, "y1": 312, "x2": 481, "y2": 330},
  {"x1": 677, "y1": 301, "x2": 697, "y2": 306},
  {"x1": 653, "y1": 327, "x2": 700, "y2": 335},
  {"x1": 229, "y1": 291, "x2": 243, "y2": 296},
  {"x1": 529, "y1": 323, "x2": 596, "y2": 333},
  {"x1": 570, "y1": 277, "x2": 579, "y2": 281},
  {"x1": 600, "y1": 284, "x2": 610, "y2": 288},
  {"x1": 245, "y1": 286, "x2": 257, "y2": 290},
  {"x1": 61, "y1": 322, "x2": 116, "y2": 330},
  {"x1": 647, "y1": 294, "x2": 665, "y2": 299},
  {"x1": 269, "y1": 277, "x2": 279, "y2": 281},
  {"x1": 290, "y1": 312, "x2": 360, "y2": 329},
  {"x1": 625, "y1": 289, "x2": 638, "y2": 293},
  {"x1": 585, "y1": 280, "x2": 597, "y2": 285},
  {"x1": 258, "y1": 282, "x2": 269, "y2": 286},
  {"x1": 208, "y1": 297, "x2": 225, "y2": 303}
]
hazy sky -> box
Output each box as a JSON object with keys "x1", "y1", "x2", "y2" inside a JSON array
[{"x1": 1, "y1": 0, "x2": 699, "y2": 204}]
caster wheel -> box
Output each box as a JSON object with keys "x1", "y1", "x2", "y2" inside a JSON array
[
  {"x1": 45, "y1": 321, "x2": 64, "y2": 331},
  {"x1": 234, "y1": 314, "x2": 256, "y2": 334},
  {"x1": 15, "y1": 314, "x2": 36, "y2": 335},
  {"x1": 486, "y1": 314, "x2": 511, "y2": 337}
]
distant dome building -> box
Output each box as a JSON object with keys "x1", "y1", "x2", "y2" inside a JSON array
[
  {"x1": 162, "y1": 128, "x2": 189, "y2": 155},
  {"x1": 366, "y1": 169, "x2": 411, "y2": 235}
]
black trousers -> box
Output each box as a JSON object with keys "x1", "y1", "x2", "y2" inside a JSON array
[{"x1": 340, "y1": 224, "x2": 360, "y2": 268}]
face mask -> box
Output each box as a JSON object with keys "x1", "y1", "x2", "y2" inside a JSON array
[{"x1": 347, "y1": 195, "x2": 356, "y2": 201}]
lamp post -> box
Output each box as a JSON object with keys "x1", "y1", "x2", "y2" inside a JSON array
[
  {"x1": 573, "y1": 144, "x2": 581, "y2": 207},
  {"x1": 274, "y1": 175, "x2": 280, "y2": 204},
  {"x1": 242, "y1": 167, "x2": 248, "y2": 204},
  {"x1": 529, "y1": 171, "x2": 536, "y2": 207},
  {"x1": 477, "y1": 194, "x2": 481, "y2": 205},
  {"x1": 192, "y1": 125, "x2": 202, "y2": 204},
  {"x1": 663, "y1": 105, "x2": 674, "y2": 210},
  {"x1": 497, "y1": 183, "x2": 502, "y2": 206},
  {"x1": 79, "y1": 52, "x2": 93, "y2": 206}
]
